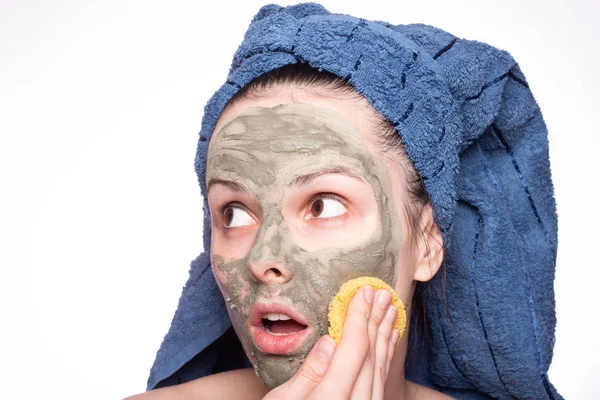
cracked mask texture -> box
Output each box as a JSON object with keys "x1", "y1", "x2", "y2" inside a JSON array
[{"x1": 206, "y1": 103, "x2": 404, "y2": 388}]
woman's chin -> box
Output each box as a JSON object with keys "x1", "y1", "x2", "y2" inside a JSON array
[
  {"x1": 247, "y1": 335, "x2": 318, "y2": 389},
  {"x1": 254, "y1": 354, "x2": 304, "y2": 389}
]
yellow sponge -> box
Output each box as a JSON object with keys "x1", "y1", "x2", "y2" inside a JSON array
[{"x1": 328, "y1": 277, "x2": 406, "y2": 345}]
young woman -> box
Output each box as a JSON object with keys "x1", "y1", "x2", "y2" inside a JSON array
[{"x1": 129, "y1": 3, "x2": 561, "y2": 399}]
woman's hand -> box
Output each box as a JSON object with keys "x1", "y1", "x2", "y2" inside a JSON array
[{"x1": 264, "y1": 286, "x2": 399, "y2": 400}]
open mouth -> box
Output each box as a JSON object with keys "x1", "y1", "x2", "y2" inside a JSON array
[
  {"x1": 249, "y1": 303, "x2": 311, "y2": 355},
  {"x1": 261, "y1": 313, "x2": 308, "y2": 335}
]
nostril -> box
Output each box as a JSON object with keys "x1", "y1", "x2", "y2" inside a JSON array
[
  {"x1": 269, "y1": 268, "x2": 282, "y2": 278},
  {"x1": 249, "y1": 261, "x2": 289, "y2": 283}
]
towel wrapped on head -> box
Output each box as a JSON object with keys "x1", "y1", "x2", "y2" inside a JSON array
[{"x1": 147, "y1": 3, "x2": 561, "y2": 399}]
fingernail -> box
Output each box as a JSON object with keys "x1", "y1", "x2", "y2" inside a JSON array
[
  {"x1": 392, "y1": 329, "x2": 399, "y2": 346},
  {"x1": 386, "y1": 305, "x2": 397, "y2": 322},
  {"x1": 377, "y1": 290, "x2": 392, "y2": 308},
  {"x1": 315, "y1": 336, "x2": 336, "y2": 361},
  {"x1": 364, "y1": 286, "x2": 374, "y2": 304}
]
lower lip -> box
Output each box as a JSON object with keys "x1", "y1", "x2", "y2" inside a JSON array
[{"x1": 250, "y1": 325, "x2": 310, "y2": 355}]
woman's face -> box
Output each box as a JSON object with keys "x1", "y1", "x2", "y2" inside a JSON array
[{"x1": 206, "y1": 90, "x2": 418, "y2": 388}]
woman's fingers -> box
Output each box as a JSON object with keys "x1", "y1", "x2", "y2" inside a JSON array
[
  {"x1": 388, "y1": 329, "x2": 399, "y2": 370},
  {"x1": 264, "y1": 335, "x2": 336, "y2": 400},
  {"x1": 350, "y1": 289, "x2": 392, "y2": 400},
  {"x1": 371, "y1": 303, "x2": 397, "y2": 399},
  {"x1": 264, "y1": 286, "x2": 400, "y2": 400},
  {"x1": 311, "y1": 286, "x2": 374, "y2": 398}
]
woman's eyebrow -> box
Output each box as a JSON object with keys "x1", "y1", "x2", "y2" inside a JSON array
[
  {"x1": 207, "y1": 177, "x2": 246, "y2": 193},
  {"x1": 289, "y1": 165, "x2": 365, "y2": 187}
]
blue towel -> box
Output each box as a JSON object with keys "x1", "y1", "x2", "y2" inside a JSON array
[{"x1": 147, "y1": 3, "x2": 561, "y2": 398}]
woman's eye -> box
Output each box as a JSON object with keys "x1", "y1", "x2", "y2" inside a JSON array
[
  {"x1": 306, "y1": 197, "x2": 347, "y2": 219},
  {"x1": 223, "y1": 206, "x2": 256, "y2": 228}
]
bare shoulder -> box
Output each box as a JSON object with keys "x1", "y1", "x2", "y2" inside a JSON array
[
  {"x1": 406, "y1": 381, "x2": 455, "y2": 400},
  {"x1": 123, "y1": 368, "x2": 269, "y2": 400}
]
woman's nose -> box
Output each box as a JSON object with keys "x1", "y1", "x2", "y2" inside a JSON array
[{"x1": 248, "y1": 259, "x2": 292, "y2": 285}]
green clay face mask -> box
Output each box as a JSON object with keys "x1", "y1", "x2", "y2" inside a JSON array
[{"x1": 206, "y1": 103, "x2": 404, "y2": 388}]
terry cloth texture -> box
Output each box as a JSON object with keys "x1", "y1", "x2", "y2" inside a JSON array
[{"x1": 147, "y1": 3, "x2": 561, "y2": 399}]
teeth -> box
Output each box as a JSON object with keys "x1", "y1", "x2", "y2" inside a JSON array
[{"x1": 264, "y1": 313, "x2": 292, "y2": 321}]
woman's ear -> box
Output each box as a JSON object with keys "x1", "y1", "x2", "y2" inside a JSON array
[{"x1": 413, "y1": 204, "x2": 444, "y2": 282}]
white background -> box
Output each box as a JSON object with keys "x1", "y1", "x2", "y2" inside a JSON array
[{"x1": 1, "y1": 0, "x2": 598, "y2": 398}]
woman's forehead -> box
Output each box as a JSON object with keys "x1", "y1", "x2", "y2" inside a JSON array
[
  {"x1": 215, "y1": 104, "x2": 362, "y2": 144},
  {"x1": 209, "y1": 87, "x2": 380, "y2": 143},
  {"x1": 214, "y1": 102, "x2": 362, "y2": 139},
  {"x1": 206, "y1": 104, "x2": 376, "y2": 188}
]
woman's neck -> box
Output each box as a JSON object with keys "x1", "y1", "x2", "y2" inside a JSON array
[{"x1": 384, "y1": 331, "x2": 409, "y2": 400}]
